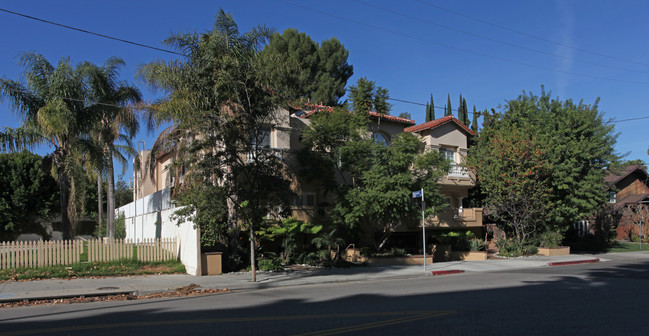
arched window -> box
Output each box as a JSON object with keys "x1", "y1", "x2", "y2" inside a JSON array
[{"x1": 372, "y1": 132, "x2": 390, "y2": 146}]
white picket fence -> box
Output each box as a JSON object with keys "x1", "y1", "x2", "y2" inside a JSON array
[
  {"x1": 0, "y1": 240, "x2": 83, "y2": 269},
  {"x1": 87, "y1": 238, "x2": 177, "y2": 263},
  {"x1": 0, "y1": 238, "x2": 177, "y2": 269}
]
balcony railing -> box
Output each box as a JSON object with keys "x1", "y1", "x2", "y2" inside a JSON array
[{"x1": 448, "y1": 163, "x2": 469, "y2": 178}]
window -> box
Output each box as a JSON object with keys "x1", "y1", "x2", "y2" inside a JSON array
[
  {"x1": 295, "y1": 192, "x2": 316, "y2": 207},
  {"x1": 251, "y1": 127, "x2": 271, "y2": 148},
  {"x1": 609, "y1": 192, "x2": 617, "y2": 204},
  {"x1": 372, "y1": 132, "x2": 390, "y2": 147},
  {"x1": 439, "y1": 147, "x2": 456, "y2": 163}
]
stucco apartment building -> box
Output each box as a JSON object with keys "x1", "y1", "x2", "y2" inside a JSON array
[{"x1": 135, "y1": 104, "x2": 483, "y2": 246}]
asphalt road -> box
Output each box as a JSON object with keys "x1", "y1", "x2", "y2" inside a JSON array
[{"x1": 1, "y1": 256, "x2": 648, "y2": 335}]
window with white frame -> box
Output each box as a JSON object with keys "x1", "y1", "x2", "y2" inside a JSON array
[{"x1": 609, "y1": 191, "x2": 617, "y2": 204}]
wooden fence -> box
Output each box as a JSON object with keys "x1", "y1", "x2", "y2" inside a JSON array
[
  {"x1": 88, "y1": 238, "x2": 177, "y2": 263},
  {"x1": 0, "y1": 240, "x2": 83, "y2": 269},
  {"x1": 0, "y1": 238, "x2": 177, "y2": 269}
]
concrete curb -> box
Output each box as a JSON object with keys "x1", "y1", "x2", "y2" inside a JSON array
[{"x1": 547, "y1": 258, "x2": 600, "y2": 267}]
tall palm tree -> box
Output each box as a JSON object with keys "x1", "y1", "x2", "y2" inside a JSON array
[
  {"x1": 82, "y1": 57, "x2": 142, "y2": 239},
  {"x1": 0, "y1": 53, "x2": 91, "y2": 239}
]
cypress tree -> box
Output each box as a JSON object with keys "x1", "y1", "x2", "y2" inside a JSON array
[
  {"x1": 458, "y1": 94, "x2": 464, "y2": 122},
  {"x1": 446, "y1": 94, "x2": 452, "y2": 116},
  {"x1": 426, "y1": 93, "x2": 435, "y2": 122},
  {"x1": 471, "y1": 106, "x2": 479, "y2": 133},
  {"x1": 462, "y1": 98, "x2": 469, "y2": 126}
]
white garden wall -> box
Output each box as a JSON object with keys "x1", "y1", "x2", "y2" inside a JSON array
[{"x1": 117, "y1": 188, "x2": 201, "y2": 276}]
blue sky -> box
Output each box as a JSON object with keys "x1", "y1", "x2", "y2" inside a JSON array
[{"x1": 1, "y1": 0, "x2": 648, "y2": 181}]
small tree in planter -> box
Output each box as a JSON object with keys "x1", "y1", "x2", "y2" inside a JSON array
[{"x1": 537, "y1": 231, "x2": 570, "y2": 256}]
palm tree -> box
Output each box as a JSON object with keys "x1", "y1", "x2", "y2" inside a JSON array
[
  {"x1": 0, "y1": 53, "x2": 91, "y2": 239},
  {"x1": 82, "y1": 57, "x2": 142, "y2": 239}
]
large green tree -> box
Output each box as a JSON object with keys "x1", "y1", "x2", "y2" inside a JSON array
[
  {"x1": 0, "y1": 151, "x2": 59, "y2": 240},
  {"x1": 138, "y1": 10, "x2": 292, "y2": 281},
  {"x1": 469, "y1": 89, "x2": 619, "y2": 241},
  {"x1": 347, "y1": 77, "x2": 392, "y2": 115},
  {"x1": 0, "y1": 54, "x2": 93, "y2": 239},
  {"x1": 260, "y1": 28, "x2": 353, "y2": 106},
  {"x1": 333, "y1": 132, "x2": 449, "y2": 251},
  {"x1": 83, "y1": 57, "x2": 142, "y2": 239}
]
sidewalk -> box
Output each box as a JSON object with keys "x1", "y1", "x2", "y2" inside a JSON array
[{"x1": 0, "y1": 252, "x2": 642, "y2": 303}]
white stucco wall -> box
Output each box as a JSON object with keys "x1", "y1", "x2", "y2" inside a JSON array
[{"x1": 118, "y1": 189, "x2": 201, "y2": 276}]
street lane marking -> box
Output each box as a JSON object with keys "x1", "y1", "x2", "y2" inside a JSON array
[{"x1": 0, "y1": 310, "x2": 456, "y2": 335}]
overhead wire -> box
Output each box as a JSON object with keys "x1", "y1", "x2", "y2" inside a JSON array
[
  {"x1": 0, "y1": 6, "x2": 646, "y2": 124},
  {"x1": 275, "y1": 0, "x2": 649, "y2": 86},
  {"x1": 0, "y1": 8, "x2": 187, "y2": 57},
  {"x1": 414, "y1": 0, "x2": 649, "y2": 68},
  {"x1": 351, "y1": 0, "x2": 649, "y2": 74}
]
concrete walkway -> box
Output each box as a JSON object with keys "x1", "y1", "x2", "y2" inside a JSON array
[{"x1": 1, "y1": 252, "x2": 645, "y2": 303}]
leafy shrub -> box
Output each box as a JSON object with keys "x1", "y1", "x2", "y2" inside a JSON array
[
  {"x1": 538, "y1": 231, "x2": 563, "y2": 248},
  {"x1": 258, "y1": 256, "x2": 284, "y2": 272},
  {"x1": 93, "y1": 213, "x2": 126, "y2": 239},
  {"x1": 495, "y1": 237, "x2": 537, "y2": 257},
  {"x1": 469, "y1": 238, "x2": 486, "y2": 251},
  {"x1": 434, "y1": 230, "x2": 476, "y2": 251},
  {"x1": 371, "y1": 247, "x2": 408, "y2": 257}
]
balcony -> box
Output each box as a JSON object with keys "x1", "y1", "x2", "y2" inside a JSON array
[
  {"x1": 448, "y1": 163, "x2": 469, "y2": 178},
  {"x1": 428, "y1": 207, "x2": 483, "y2": 228}
]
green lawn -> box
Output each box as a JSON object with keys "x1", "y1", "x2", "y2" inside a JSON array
[
  {"x1": 0, "y1": 259, "x2": 186, "y2": 281},
  {"x1": 607, "y1": 241, "x2": 649, "y2": 253}
]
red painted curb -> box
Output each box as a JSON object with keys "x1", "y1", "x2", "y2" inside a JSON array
[
  {"x1": 547, "y1": 258, "x2": 599, "y2": 266},
  {"x1": 431, "y1": 270, "x2": 465, "y2": 276}
]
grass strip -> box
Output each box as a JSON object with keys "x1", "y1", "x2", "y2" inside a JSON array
[{"x1": 0, "y1": 259, "x2": 186, "y2": 281}]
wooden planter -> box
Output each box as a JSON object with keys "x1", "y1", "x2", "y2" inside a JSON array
[{"x1": 537, "y1": 246, "x2": 570, "y2": 256}]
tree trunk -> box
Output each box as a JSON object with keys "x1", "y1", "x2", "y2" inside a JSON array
[
  {"x1": 97, "y1": 174, "x2": 103, "y2": 237},
  {"x1": 58, "y1": 170, "x2": 72, "y2": 240},
  {"x1": 250, "y1": 225, "x2": 256, "y2": 282},
  {"x1": 106, "y1": 146, "x2": 116, "y2": 239}
]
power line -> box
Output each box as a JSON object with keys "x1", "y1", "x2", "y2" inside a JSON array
[
  {"x1": 352, "y1": 0, "x2": 649, "y2": 74},
  {"x1": 0, "y1": 8, "x2": 187, "y2": 57},
  {"x1": 276, "y1": 0, "x2": 649, "y2": 86},
  {"x1": 414, "y1": 0, "x2": 649, "y2": 68}
]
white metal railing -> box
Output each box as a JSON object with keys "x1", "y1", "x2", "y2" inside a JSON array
[{"x1": 448, "y1": 163, "x2": 469, "y2": 177}]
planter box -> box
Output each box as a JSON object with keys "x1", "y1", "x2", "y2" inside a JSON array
[
  {"x1": 201, "y1": 252, "x2": 223, "y2": 275},
  {"x1": 366, "y1": 255, "x2": 433, "y2": 265},
  {"x1": 537, "y1": 246, "x2": 570, "y2": 256},
  {"x1": 448, "y1": 251, "x2": 488, "y2": 261}
]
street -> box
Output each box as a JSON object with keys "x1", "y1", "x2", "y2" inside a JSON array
[{"x1": 1, "y1": 255, "x2": 648, "y2": 335}]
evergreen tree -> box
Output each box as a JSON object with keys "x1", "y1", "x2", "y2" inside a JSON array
[
  {"x1": 446, "y1": 94, "x2": 452, "y2": 116},
  {"x1": 462, "y1": 97, "x2": 470, "y2": 127},
  {"x1": 425, "y1": 102, "x2": 430, "y2": 122},
  {"x1": 430, "y1": 94, "x2": 435, "y2": 120},
  {"x1": 458, "y1": 94, "x2": 464, "y2": 122},
  {"x1": 471, "y1": 106, "x2": 479, "y2": 133},
  {"x1": 348, "y1": 77, "x2": 391, "y2": 115},
  {"x1": 261, "y1": 28, "x2": 353, "y2": 106}
]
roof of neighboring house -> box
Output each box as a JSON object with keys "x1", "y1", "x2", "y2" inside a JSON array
[
  {"x1": 296, "y1": 103, "x2": 415, "y2": 125},
  {"x1": 403, "y1": 115, "x2": 475, "y2": 136},
  {"x1": 605, "y1": 164, "x2": 648, "y2": 186},
  {"x1": 614, "y1": 193, "x2": 649, "y2": 211}
]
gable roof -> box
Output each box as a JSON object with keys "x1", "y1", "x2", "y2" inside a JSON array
[
  {"x1": 403, "y1": 115, "x2": 475, "y2": 136},
  {"x1": 296, "y1": 103, "x2": 415, "y2": 125},
  {"x1": 605, "y1": 164, "x2": 648, "y2": 186}
]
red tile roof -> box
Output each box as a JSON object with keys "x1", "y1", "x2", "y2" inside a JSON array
[
  {"x1": 297, "y1": 103, "x2": 415, "y2": 125},
  {"x1": 403, "y1": 115, "x2": 475, "y2": 136}
]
